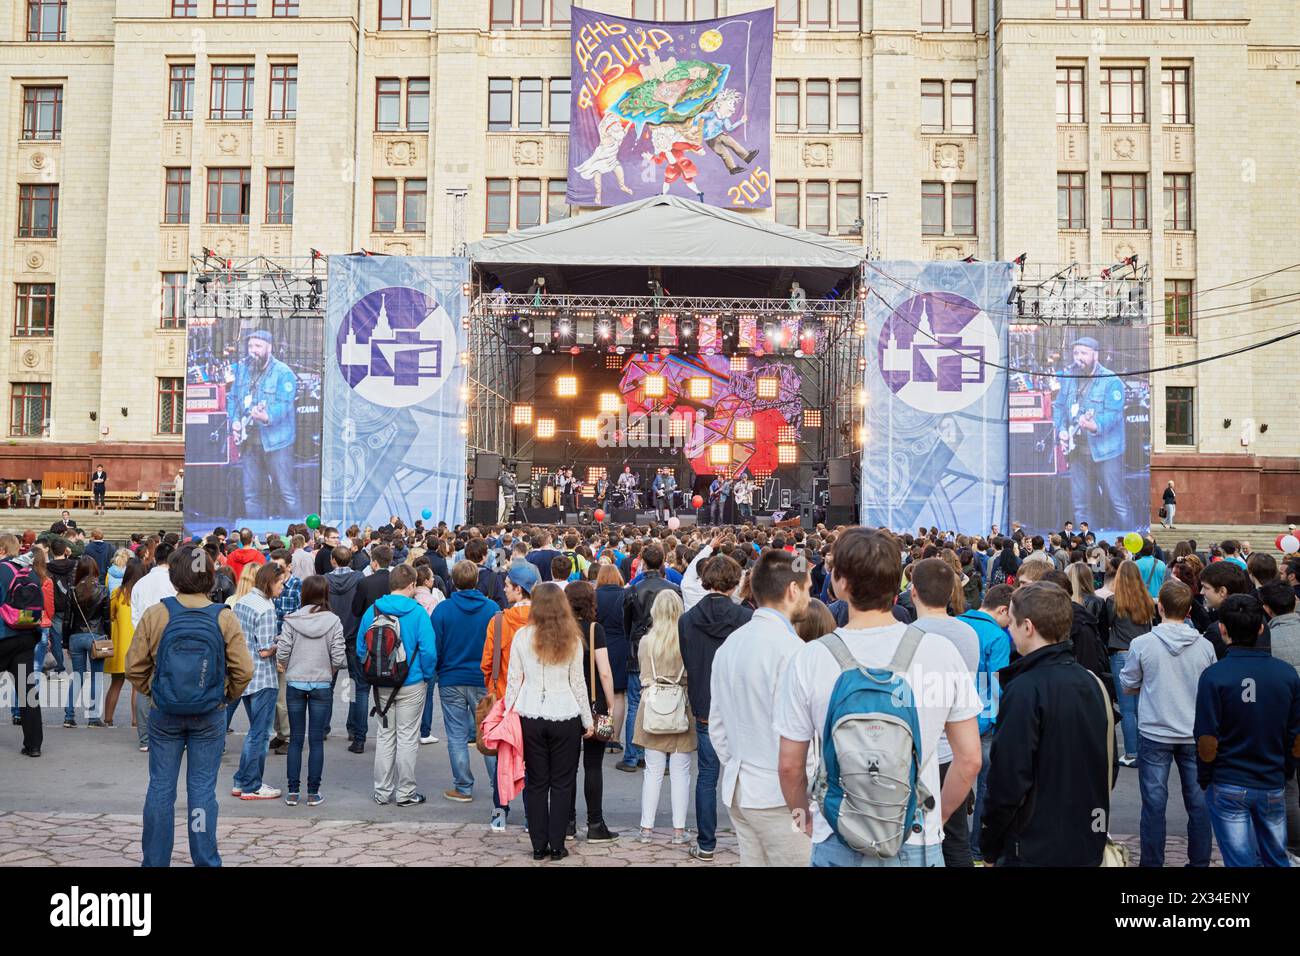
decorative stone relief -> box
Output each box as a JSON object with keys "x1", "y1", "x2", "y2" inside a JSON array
[
  {"x1": 936, "y1": 245, "x2": 963, "y2": 261},
  {"x1": 21, "y1": 350, "x2": 39, "y2": 369},
  {"x1": 385, "y1": 140, "x2": 419, "y2": 166},
  {"x1": 273, "y1": 129, "x2": 287, "y2": 157},
  {"x1": 514, "y1": 140, "x2": 544, "y2": 166},
  {"x1": 802, "y1": 142, "x2": 832, "y2": 167},
  {"x1": 933, "y1": 142, "x2": 966, "y2": 178},
  {"x1": 217, "y1": 132, "x2": 240, "y2": 154},
  {"x1": 173, "y1": 130, "x2": 186, "y2": 156},
  {"x1": 1112, "y1": 135, "x2": 1136, "y2": 160},
  {"x1": 214, "y1": 236, "x2": 237, "y2": 258},
  {"x1": 1114, "y1": 240, "x2": 1137, "y2": 260},
  {"x1": 30, "y1": 152, "x2": 47, "y2": 170},
  {"x1": 25, "y1": 252, "x2": 44, "y2": 271},
  {"x1": 383, "y1": 241, "x2": 411, "y2": 255}
]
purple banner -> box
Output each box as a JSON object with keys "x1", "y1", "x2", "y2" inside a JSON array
[{"x1": 567, "y1": 7, "x2": 773, "y2": 210}]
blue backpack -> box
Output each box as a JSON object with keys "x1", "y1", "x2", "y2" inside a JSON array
[
  {"x1": 151, "y1": 597, "x2": 228, "y2": 716},
  {"x1": 813, "y1": 626, "x2": 935, "y2": 859}
]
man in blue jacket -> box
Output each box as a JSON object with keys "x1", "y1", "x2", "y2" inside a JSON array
[
  {"x1": 229, "y1": 328, "x2": 299, "y2": 519},
  {"x1": 432, "y1": 559, "x2": 503, "y2": 814},
  {"x1": 1051, "y1": 336, "x2": 1129, "y2": 531},
  {"x1": 356, "y1": 564, "x2": 438, "y2": 807},
  {"x1": 1194, "y1": 593, "x2": 1300, "y2": 867}
]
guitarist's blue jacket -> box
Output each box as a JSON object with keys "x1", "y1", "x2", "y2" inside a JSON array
[
  {"x1": 229, "y1": 356, "x2": 298, "y2": 453},
  {"x1": 1052, "y1": 362, "x2": 1126, "y2": 463}
]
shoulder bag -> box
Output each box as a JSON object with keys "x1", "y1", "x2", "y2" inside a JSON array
[
  {"x1": 73, "y1": 587, "x2": 115, "y2": 661},
  {"x1": 641, "y1": 640, "x2": 688, "y2": 735},
  {"x1": 588, "y1": 622, "x2": 614, "y2": 741},
  {"x1": 1086, "y1": 670, "x2": 1131, "y2": 868}
]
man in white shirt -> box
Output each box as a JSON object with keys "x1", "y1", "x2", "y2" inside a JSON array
[
  {"x1": 710, "y1": 549, "x2": 813, "y2": 866},
  {"x1": 774, "y1": 527, "x2": 983, "y2": 867},
  {"x1": 131, "y1": 541, "x2": 179, "y2": 631}
]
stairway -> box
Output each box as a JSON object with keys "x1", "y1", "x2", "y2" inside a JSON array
[
  {"x1": 0, "y1": 507, "x2": 183, "y2": 545},
  {"x1": 1149, "y1": 523, "x2": 1295, "y2": 552}
]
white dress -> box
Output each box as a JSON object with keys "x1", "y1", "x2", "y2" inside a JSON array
[{"x1": 575, "y1": 113, "x2": 627, "y2": 179}]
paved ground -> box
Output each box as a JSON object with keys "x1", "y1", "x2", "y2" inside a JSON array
[{"x1": 1, "y1": 675, "x2": 1216, "y2": 867}]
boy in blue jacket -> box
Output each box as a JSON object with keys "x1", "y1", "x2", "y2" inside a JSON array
[
  {"x1": 1194, "y1": 593, "x2": 1300, "y2": 867},
  {"x1": 356, "y1": 564, "x2": 438, "y2": 807}
]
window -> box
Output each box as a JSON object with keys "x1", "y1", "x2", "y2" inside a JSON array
[
  {"x1": 1161, "y1": 67, "x2": 1191, "y2": 124},
  {"x1": 806, "y1": 182, "x2": 830, "y2": 235},
  {"x1": 1056, "y1": 66, "x2": 1085, "y2": 123},
  {"x1": 836, "y1": 181, "x2": 861, "y2": 235},
  {"x1": 922, "y1": 181, "x2": 945, "y2": 235},
  {"x1": 1102, "y1": 172, "x2": 1148, "y2": 229},
  {"x1": 1056, "y1": 0, "x2": 1082, "y2": 15},
  {"x1": 518, "y1": 79, "x2": 543, "y2": 131},
  {"x1": 807, "y1": 0, "x2": 830, "y2": 29},
  {"x1": 407, "y1": 78, "x2": 430, "y2": 131},
  {"x1": 520, "y1": 0, "x2": 544, "y2": 28},
  {"x1": 18, "y1": 185, "x2": 58, "y2": 239},
  {"x1": 838, "y1": 0, "x2": 860, "y2": 30},
  {"x1": 1157, "y1": 0, "x2": 1187, "y2": 16},
  {"x1": 164, "y1": 168, "x2": 191, "y2": 224},
  {"x1": 403, "y1": 179, "x2": 427, "y2": 232},
  {"x1": 1164, "y1": 280, "x2": 1193, "y2": 337},
  {"x1": 1163, "y1": 173, "x2": 1192, "y2": 230},
  {"x1": 15, "y1": 284, "x2": 55, "y2": 337},
  {"x1": 376, "y1": 79, "x2": 402, "y2": 130},
  {"x1": 921, "y1": 81, "x2": 945, "y2": 133},
  {"x1": 552, "y1": 0, "x2": 571, "y2": 25},
  {"x1": 22, "y1": 87, "x2": 62, "y2": 139},
  {"x1": 380, "y1": 0, "x2": 403, "y2": 29},
  {"x1": 663, "y1": 0, "x2": 687, "y2": 19},
  {"x1": 214, "y1": 0, "x2": 257, "y2": 15},
  {"x1": 486, "y1": 179, "x2": 511, "y2": 233},
  {"x1": 210, "y1": 65, "x2": 255, "y2": 120},
  {"x1": 273, "y1": 0, "x2": 300, "y2": 15},
  {"x1": 922, "y1": 0, "x2": 973, "y2": 31},
  {"x1": 161, "y1": 273, "x2": 187, "y2": 329},
  {"x1": 488, "y1": 79, "x2": 512, "y2": 130},
  {"x1": 1101, "y1": 67, "x2": 1145, "y2": 123},
  {"x1": 775, "y1": 181, "x2": 799, "y2": 227},
  {"x1": 491, "y1": 0, "x2": 513, "y2": 27},
  {"x1": 549, "y1": 78, "x2": 571, "y2": 130},
  {"x1": 1057, "y1": 172, "x2": 1086, "y2": 229},
  {"x1": 951, "y1": 80, "x2": 975, "y2": 133},
  {"x1": 169, "y1": 65, "x2": 195, "y2": 120},
  {"x1": 776, "y1": 80, "x2": 799, "y2": 133},
  {"x1": 1098, "y1": 0, "x2": 1143, "y2": 15},
  {"x1": 836, "y1": 80, "x2": 860, "y2": 132},
  {"x1": 696, "y1": 0, "x2": 718, "y2": 17},
  {"x1": 373, "y1": 179, "x2": 398, "y2": 231},
  {"x1": 26, "y1": 0, "x2": 66, "y2": 41},
  {"x1": 517, "y1": 179, "x2": 542, "y2": 229},
  {"x1": 410, "y1": 0, "x2": 431, "y2": 28},
  {"x1": 806, "y1": 80, "x2": 830, "y2": 133},
  {"x1": 206, "y1": 168, "x2": 251, "y2": 224},
  {"x1": 172, "y1": 0, "x2": 198, "y2": 15},
  {"x1": 269, "y1": 65, "x2": 297, "y2": 120},
  {"x1": 547, "y1": 180, "x2": 569, "y2": 222},
  {"x1": 951, "y1": 182, "x2": 976, "y2": 235},
  {"x1": 1165, "y1": 386, "x2": 1194, "y2": 446},
  {"x1": 10, "y1": 383, "x2": 51, "y2": 437},
  {"x1": 157, "y1": 379, "x2": 185, "y2": 435},
  {"x1": 777, "y1": 0, "x2": 799, "y2": 27},
  {"x1": 266, "y1": 168, "x2": 294, "y2": 225}
]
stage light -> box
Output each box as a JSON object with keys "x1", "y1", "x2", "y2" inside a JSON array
[
  {"x1": 858, "y1": 425, "x2": 869, "y2": 444},
  {"x1": 756, "y1": 376, "x2": 780, "y2": 399},
  {"x1": 599, "y1": 392, "x2": 621, "y2": 413},
  {"x1": 586, "y1": 466, "x2": 607, "y2": 484},
  {"x1": 730, "y1": 356, "x2": 749, "y2": 372},
  {"x1": 537, "y1": 418, "x2": 557, "y2": 439},
  {"x1": 668, "y1": 415, "x2": 688, "y2": 439},
  {"x1": 556, "y1": 375, "x2": 577, "y2": 397},
  {"x1": 857, "y1": 357, "x2": 867, "y2": 372},
  {"x1": 459, "y1": 420, "x2": 469, "y2": 435},
  {"x1": 644, "y1": 374, "x2": 666, "y2": 398},
  {"x1": 460, "y1": 385, "x2": 470, "y2": 402},
  {"x1": 579, "y1": 418, "x2": 599, "y2": 439},
  {"x1": 596, "y1": 318, "x2": 613, "y2": 340},
  {"x1": 604, "y1": 355, "x2": 623, "y2": 370},
  {"x1": 532, "y1": 466, "x2": 549, "y2": 481},
  {"x1": 688, "y1": 377, "x2": 712, "y2": 399},
  {"x1": 779, "y1": 425, "x2": 796, "y2": 443},
  {"x1": 461, "y1": 282, "x2": 471, "y2": 296},
  {"x1": 709, "y1": 442, "x2": 731, "y2": 466},
  {"x1": 804, "y1": 409, "x2": 822, "y2": 428},
  {"x1": 531, "y1": 345, "x2": 543, "y2": 355},
  {"x1": 854, "y1": 319, "x2": 867, "y2": 336},
  {"x1": 777, "y1": 444, "x2": 798, "y2": 465},
  {"x1": 856, "y1": 387, "x2": 867, "y2": 405},
  {"x1": 735, "y1": 419, "x2": 755, "y2": 441},
  {"x1": 460, "y1": 351, "x2": 471, "y2": 366},
  {"x1": 513, "y1": 405, "x2": 534, "y2": 425}
]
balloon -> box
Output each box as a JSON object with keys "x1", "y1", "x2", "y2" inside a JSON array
[
  {"x1": 1282, "y1": 535, "x2": 1300, "y2": 555},
  {"x1": 305, "y1": 514, "x2": 321, "y2": 530},
  {"x1": 692, "y1": 495, "x2": 704, "y2": 509},
  {"x1": 667, "y1": 516, "x2": 681, "y2": 530},
  {"x1": 1123, "y1": 532, "x2": 1142, "y2": 554},
  {"x1": 1277, "y1": 535, "x2": 1288, "y2": 552},
  {"x1": 593, "y1": 509, "x2": 606, "y2": 523},
  {"x1": 421, "y1": 508, "x2": 433, "y2": 521}
]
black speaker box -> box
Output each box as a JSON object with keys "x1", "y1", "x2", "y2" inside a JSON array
[
  {"x1": 827, "y1": 505, "x2": 855, "y2": 526},
  {"x1": 829, "y1": 485, "x2": 855, "y2": 507},
  {"x1": 471, "y1": 500, "x2": 497, "y2": 524},
  {"x1": 473, "y1": 478, "x2": 498, "y2": 501},
  {"x1": 475, "y1": 452, "x2": 501, "y2": 480},
  {"x1": 829, "y1": 458, "x2": 853, "y2": 485}
]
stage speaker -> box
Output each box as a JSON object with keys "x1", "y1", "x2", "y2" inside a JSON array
[
  {"x1": 829, "y1": 458, "x2": 852, "y2": 485},
  {"x1": 612, "y1": 508, "x2": 637, "y2": 524},
  {"x1": 1009, "y1": 422, "x2": 1058, "y2": 477},
  {"x1": 473, "y1": 478, "x2": 498, "y2": 502},
  {"x1": 827, "y1": 505, "x2": 854, "y2": 526},
  {"x1": 475, "y1": 452, "x2": 501, "y2": 480},
  {"x1": 471, "y1": 500, "x2": 497, "y2": 524},
  {"x1": 829, "y1": 485, "x2": 855, "y2": 507},
  {"x1": 800, "y1": 502, "x2": 817, "y2": 530}
]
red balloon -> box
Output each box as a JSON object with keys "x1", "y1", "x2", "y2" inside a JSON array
[
  {"x1": 1277, "y1": 534, "x2": 1288, "y2": 552},
  {"x1": 692, "y1": 495, "x2": 704, "y2": 509},
  {"x1": 594, "y1": 509, "x2": 606, "y2": 523}
]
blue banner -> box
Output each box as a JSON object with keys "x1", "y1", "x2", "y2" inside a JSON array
[
  {"x1": 322, "y1": 256, "x2": 468, "y2": 529},
  {"x1": 860, "y1": 261, "x2": 1010, "y2": 533}
]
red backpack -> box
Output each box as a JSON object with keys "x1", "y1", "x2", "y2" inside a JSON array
[{"x1": 360, "y1": 611, "x2": 408, "y2": 727}]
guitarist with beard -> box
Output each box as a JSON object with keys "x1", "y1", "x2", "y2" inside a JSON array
[
  {"x1": 1052, "y1": 336, "x2": 1130, "y2": 532},
  {"x1": 228, "y1": 329, "x2": 300, "y2": 519}
]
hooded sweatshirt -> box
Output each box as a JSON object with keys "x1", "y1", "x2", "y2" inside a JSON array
[
  {"x1": 326, "y1": 567, "x2": 363, "y2": 640},
  {"x1": 47, "y1": 555, "x2": 78, "y2": 614},
  {"x1": 480, "y1": 603, "x2": 533, "y2": 700},
  {"x1": 1268, "y1": 612, "x2": 1300, "y2": 675},
  {"x1": 355, "y1": 594, "x2": 438, "y2": 686},
  {"x1": 432, "y1": 588, "x2": 499, "y2": 687},
  {"x1": 106, "y1": 562, "x2": 126, "y2": 596},
  {"x1": 276, "y1": 607, "x2": 346, "y2": 685},
  {"x1": 1119, "y1": 621, "x2": 1217, "y2": 744},
  {"x1": 678, "y1": 592, "x2": 753, "y2": 720}
]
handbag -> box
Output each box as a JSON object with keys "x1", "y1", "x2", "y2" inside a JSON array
[
  {"x1": 588, "y1": 622, "x2": 614, "y2": 742},
  {"x1": 641, "y1": 644, "x2": 688, "y2": 735},
  {"x1": 475, "y1": 613, "x2": 504, "y2": 757},
  {"x1": 1158, "y1": 505, "x2": 1167, "y2": 519},
  {"x1": 1087, "y1": 670, "x2": 1131, "y2": 868},
  {"x1": 72, "y1": 587, "x2": 115, "y2": 661}
]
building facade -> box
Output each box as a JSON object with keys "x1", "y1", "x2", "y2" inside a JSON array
[{"x1": 1, "y1": 0, "x2": 1296, "y2": 521}]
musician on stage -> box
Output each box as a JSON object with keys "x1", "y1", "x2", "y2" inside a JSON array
[
  {"x1": 228, "y1": 328, "x2": 299, "y2": 517},
  {"x1": 616, "y1": 465, "x2": 638, "y2": 508},
  {"x1": 562, "y1": 466, "x2": 580, "y2": 515},
  {"x1": 1051, "y1": 336, "x2": 1129, "y2": 530},
  {"x1": 594, "y1": 473, "x2": 610, "y2": 512},
  {"x1": 499, "y1": 463, "x2": 517, "y2": 523},
  {"x1": 652, "y1": 468, "x2": 677, "y2": 521},
  {"x1": 733, "y1": 473, "x2": 754, "y2": 524}
]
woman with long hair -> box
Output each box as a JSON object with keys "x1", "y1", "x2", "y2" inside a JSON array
[
  {"x1": 1096, "y1": 554, "x2": 1123, "y2": 600},
  {"x1": 226, "y1": 562, "x2": 259, "y2": 607},
  {"x1": 594, "y1": 562, "x2": 629, "y2": 755},
  {"x1": 63, "y1": 556, "x2": 111, "y2": 728},
  {"x1": 1105, "y1": 560, "x2": 1157, "y2": 766},
  {"x1": 1170, "y1": 554, "x2": 1211, "y2": 632},
  {"x1": 1066, "y1": 561, "x2": 1106, "y2": 623},
  {"x1": 940, "y1": 549, "x2": 967, "y2": 615},
  {"x1": 502, "y1": 582, "x2": 593, "y2": 861},
  {"x1": 633, "y1": 589, "x2": 696, "y2": 846},
  {"x1": 564, "y1": 580, "x2": 618, "y2": 842},
  {"x1": 102, "y1": 558, "x2": 145, "y2": 733},
  {"x1": 117, "y1": 559, "x2": 151, "y2": 748},
  {"x1": 989, "y1": 538, "x2": 1019, "y2": 588}
]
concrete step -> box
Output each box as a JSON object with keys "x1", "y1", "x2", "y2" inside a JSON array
[
  {"x1": 0, "y1": 507, "x2": 182, "y2": 545},
  {"x1": 1150, "y1": 523, "x2": 1295, "y2": 553}
]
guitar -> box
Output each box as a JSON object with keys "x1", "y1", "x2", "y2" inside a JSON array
[
  {"x1": 230, "y1": 395, "x2": 268, "y2": 450},
  {"x1": 1059, "y1": 403, "x2": 1096, "y2": 456}
]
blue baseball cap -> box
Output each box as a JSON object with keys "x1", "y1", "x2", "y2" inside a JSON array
[{"x1": 507, "y1": 559, "x2": 540, "y2": 594}]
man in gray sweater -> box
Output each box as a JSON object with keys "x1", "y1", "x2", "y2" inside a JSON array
[
  {"x1": 1120, "y1": 579, "x2": 1217, "y2": 867},
  {"x1": 1259, "y1": 580, "x2": 1300, "y2": 863}
]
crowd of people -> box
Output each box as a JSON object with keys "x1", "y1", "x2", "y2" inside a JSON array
[{"x1": 1, "y1": 512, "x2": 1298, "y2": 869}]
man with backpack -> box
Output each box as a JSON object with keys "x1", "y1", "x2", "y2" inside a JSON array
[
  {"x1": 126, "y1": 545, "x2": 253, "y2": 866},
  {"x1": 0, "y1": 533, "x2": 45, "y2": 756},
  {"x1": 775, "y1": 527, "x2": 983, "y2": 867},
  {"x1": 47, "y1": 537, "x2": 78, "y2": 653},
  {"x1": 356, "y1": 564, "x2": 438, "y2": 807}
]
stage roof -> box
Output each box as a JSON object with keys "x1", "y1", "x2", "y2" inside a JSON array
[{"x1": 467, "y1": 195, "x2": 866, "y2": 288}]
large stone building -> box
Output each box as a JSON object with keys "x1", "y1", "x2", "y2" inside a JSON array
[{"x1": 2, "y1": 0, "x2": 1296, "y2": 521}]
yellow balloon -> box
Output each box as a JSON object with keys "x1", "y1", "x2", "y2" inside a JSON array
[{"x1": 699, "y1": 29, "x2": 723, "y2": 53}]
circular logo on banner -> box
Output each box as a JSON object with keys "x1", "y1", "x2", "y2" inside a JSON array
[
  {"x1": 336, "y1": 286, "x2": 457, "y2": 408},
  {"x1": 877, "y1": 291, "x2": 997, "y2": 414}
]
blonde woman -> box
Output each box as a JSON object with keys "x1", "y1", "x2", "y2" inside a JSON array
[
  {"x1": 1105, "y1": 560, "x2": 1157, "y2": 766},
  {"x1": 106, "y1": 548, "x2": 132, "y2": 596},
  {"x1": 227, "y1": 562, "x2": 259, "y2": 608},
  {"x1": 633, "y1": 589, "x2": 696, "y2": 845}
]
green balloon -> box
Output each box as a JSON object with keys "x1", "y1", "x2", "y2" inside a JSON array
[
  {"x1": 1123, "y1": 532, "x2": 1143, "y2": 554},
  {"x1": 306, "y1": 514, "x2": 321, "y2": 530}
]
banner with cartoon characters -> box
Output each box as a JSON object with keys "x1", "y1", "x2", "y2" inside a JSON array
[
  {"x1": 860, "y1": 262, "x2": 1011, "y2": 533},
  {"x1": 567, "y1": 7, "x2": 773, "y2": 210},
  {"x1": 321, "y1": 256, "x2": 468, "y2": 529}
]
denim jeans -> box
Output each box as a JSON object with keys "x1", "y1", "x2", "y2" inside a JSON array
[
  {"x1": 938, "y1": 760, "x2": 974, "y2": 867},
  {"x1": 1206, "y1": 783, "x2": 1289, "y2": 867},
  {"x1": 242, "y1": 441, "x2": 300, "y2": 519},
  {"x1": 232, "y1": 687, "x2": 278, "y2": 792},
  {"x1": 970, "y1": 732, "x2": 993, "y2": 861},
  {"x1": 11, "y1": 628, "x2": 48, "y2": 719},
  {"x1": 694, "y1": 719, "x2": 720, "y2": 852},
  {"x1": 345, "y1": 649, "x2": 370, "y2": 744},
  {"x1": 438, "y1": 684, "x2": 502, "y2": 807},
  {"x1": 419, "y1": 677, "x2": 438, "y2": 739},
  {"x1": 135, "y1": 692, "x2": 151, "y2": 747},
  {"x1": 1137, "y1": 735, "x2": 1212, "y2": 867},
  {"x1": 285, "y1": 685, "x2": 330, "y2": 794},
  {"x1": 621, "y1": 674, "x2": 643, "y2": 766},
  {"x1": 65, "y1": 632, "x2": 104, "y2": 721},
  {"x1": 142, "y1": 706, "x2": 225, "y2": 867},
  {"x1": 1109, "y1": 653, "x2": 1139, "y2": 756},
  {"x1": 1069, "y1": 450, "x2": 1131, "y2": 532},
  {"x1": 811, "y1": 832, "x2": 946, "y2": 868}
]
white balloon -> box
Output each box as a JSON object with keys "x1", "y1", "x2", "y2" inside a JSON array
[
  {"x1": 667, "y1": 516, "x2": 681, "y2": 530},
  {"x1": 1281, "y1": 534, "x2": 1300, "y2": 554}
]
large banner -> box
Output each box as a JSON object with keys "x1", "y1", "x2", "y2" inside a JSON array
[
  {"x1": 184, "y1": 301, "x2": 323, "y2": 537},
  {"x1": 322, "y1": 257, "x2": 468, "y2": 529},
  {"x1": 860, "y1": 262, "x2": 1011, "y2": 533},
  {"x1": 1008, "y1": 325, "x2": 1151, "y2": 539},
  {"x1": 567, "y1": 7, "x2": 773, "y2": 210}
]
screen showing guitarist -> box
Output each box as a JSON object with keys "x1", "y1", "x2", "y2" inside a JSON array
[
  {"x1": 228, "y1": 329, "x2": 300, "y2": 518},
  {"x1": 1051, "y1": 336, "x2": 1130, "y2": 531}
]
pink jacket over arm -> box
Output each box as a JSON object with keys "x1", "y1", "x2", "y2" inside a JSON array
[{"x1": 480, "y1": 698, "x2": 525, "y2": 804}]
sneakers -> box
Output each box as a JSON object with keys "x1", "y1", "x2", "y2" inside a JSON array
[
  {"x1": 230, "y1": 787, "x2": 243, "y2": 797},
  {"x1": 348, "y1": 740, "x2": 365, "y2": 754},
  {"x1": 63, "y1": 719, "x2": 77, "y2": 728},
  {"x1": 21, "y1": 747, "x2": 40, "y2": 758},
  {"x1": 284, "y1": 792, "x2": 300, "y2": 807},
  {"x1": 396, "y1": 793, "x2": 427, "y2": 807},
  {"x1": 671, "y1": 830, "x2": 691, "y2": 846},
  {"x1": 11, "y1": 716, "x2": 20, "y2": 726},
  {"x1": 489, "y1": 808, "x2": 508, "y2": 833},
  {"x1": 307, "y1": 793, "x2": 324, "y2": 807},
  {"x1": 443, "y1": 789, "x2": 473, "y2": 803},
  {"x1": 587, "y1": 821, "x2": 619, "y2": 844},
  {"x1": 638, "y1": 827, "x2": 654, "y2": 844},
  {"x1": 268, "y1": 736, "x2": 288, "y2": 750},
  {"x1": 566, "y1": 819, "x2": 577, "y2": 841},
  {"x1": 1118, "y1": 755, "x2": 1137, "y2": 768},
  {"x1": 688, "y1": 845, "x2": 714, "y2": 862},
  {"x1": 615, "y1": 762, "x2": 638, "y2": 774},
  {"x1": 240, "y1": 785, "x2": 282, "y2": 801},
  {"x1": 374, "y1": 794, "x2": 389, "y2": 806},
  {"x1": 87, "y1": 718, "x2": 105, "y2": 728},
  {"x1": 419, "y1": 734, "x2": 439, "y2": 745},
  {"x1": 138, "y1": 745, "x2": 149, "y2": 753},
  {"x1": 550, "y1": 847, "x2": 570, "y2": 862}
]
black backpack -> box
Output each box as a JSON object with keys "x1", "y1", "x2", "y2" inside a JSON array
[{"x1": 360, "y1": 611, "x2": 408, "y2": 727}]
